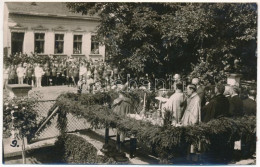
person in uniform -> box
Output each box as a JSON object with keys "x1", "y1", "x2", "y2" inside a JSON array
[
  {"x1": 66, "y1": 62, "x2": 74, "y2": 87},
  {"x1": 44, "y1": 64, "x2": 51, "y2": 86},
  {"x1": 26, "y1": 64, "x2": 34, "y2": 85},
  {"x1": 8, "y1": 65, "x2": 16, "y2": 84},
  {"x1": 56, "y1": 64, "x2": 63, "y2": 85},
  {"x1": 51, "y1": 64, "x2": 57, "y2": 86},
  {"x1": 72, "y1": 64, "x2": 79, "y2": 86},
  {"x1": 61, "y1": 64, "x2": 67, "y2": 85}
]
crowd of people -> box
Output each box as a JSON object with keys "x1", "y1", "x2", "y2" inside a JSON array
[
  {"x1": 3, "y1": 57, "x2": 119, "y2": 90},
  {"x1": 153, "y1": 77, "x2": 256, "y2": 128},
  {"x1": 111, "y1": 76, "x2": 256, "y2": 160}
]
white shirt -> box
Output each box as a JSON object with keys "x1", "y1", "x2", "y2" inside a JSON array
[
  {"x1": 16, "y1": 67, "x2": 25, "y2": 78},
  {"x1": 34, "y1": 66, "x2": 44, "y2": 77},
  {"x1": 79, "y1": 66, "x2": 87, "y2": 76}
]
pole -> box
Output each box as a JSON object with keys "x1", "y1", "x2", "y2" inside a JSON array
[
  {"x1": 105, "y1": 127, "x2": 109, "y2": 145},
  {"x1": 35, "y1": 107, "x2": 59, "y2": 135},
  {"x1": 22, "y1": 137, "x2": 26, "y2": 164}
]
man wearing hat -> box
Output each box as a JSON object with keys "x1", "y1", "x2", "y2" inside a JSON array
[{"x1": 228, "y1": 85, "x2": 243, "y2": 117}]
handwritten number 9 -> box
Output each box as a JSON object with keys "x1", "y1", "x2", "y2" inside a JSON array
[{"x1": 10, "y1": 140, "x2": 19, "y2": 147}]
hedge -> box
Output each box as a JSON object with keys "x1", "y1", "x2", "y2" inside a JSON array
[
  {"x1": 47, "y1": 91, "x2": 256, "y2": 161},
  {"x1": 54, "y1": 134, "x2": 116, "y2": 164}
]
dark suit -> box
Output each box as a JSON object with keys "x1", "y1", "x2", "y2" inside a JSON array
[
  {"x1": 197, "y1": 85, "x2": 206, "y2": 107},
  {"x1": 242, "y1": 98, "x2": 256, "y2": 157},
  {"x1": 228, "y1": 95, "x2": 243, "y2": 117},
  {"x1": 202, "y1": 94, "x2": 230, "y2": 123},
  {"x1": 243, "y1": 98, "x2": 256, "y2": 116}
]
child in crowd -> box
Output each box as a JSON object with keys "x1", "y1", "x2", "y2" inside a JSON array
[{"x1": 16, "y1": 63, "x2": 25, "y2": 84}]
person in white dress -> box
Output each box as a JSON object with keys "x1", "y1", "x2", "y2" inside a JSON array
[
  {"x1": 16, "y1": 63, "x2": 25, "y2": 84},
  {"x1": 34, "y1": 64, "x2": 44, "y2": 88}
]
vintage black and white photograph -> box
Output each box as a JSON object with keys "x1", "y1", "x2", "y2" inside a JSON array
[{"x1": 2, "y1": 1, "x2": 257, "y2": 165}]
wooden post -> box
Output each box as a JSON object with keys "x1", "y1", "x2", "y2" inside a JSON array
[
  {"x1": 116, "y1": 132, "x2": 121, "y2": 152},
  {"x1": 105, "y1": 127, "x2": 109, "y2": 145},
  {"x1": 22, "y1": 137, "x2": 26, "y2": 164},
  {"x1": 130, "y1": 137, "x2": 137, "y2": 158},
  {"x1": 143, "y1": 92, "x2": 146, "y2": 111}
]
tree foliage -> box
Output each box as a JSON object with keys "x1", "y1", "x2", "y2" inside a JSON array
[{"x1": 66, "y1": 3, "x2": 257, "y2": 79}]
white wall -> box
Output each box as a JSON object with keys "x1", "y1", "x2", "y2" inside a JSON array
[
  {"x1": 24, "y1": 31, "x2": 34, "y2": 54},
  {"x1": 45, "y1": 31, "x2": 54, "y2": 54},
  {"x1": 3, "y1": 3, "x2": 9, "y2": 48},
  {"x1": 64, "y1": 32, "x2": 72, "y2": 55},
  {"x1": 84, "y1": 32, "x2": 92, "y2": 59},
  {"x1": 6, "y1": 14, "x2": 105, "y2": 59}
]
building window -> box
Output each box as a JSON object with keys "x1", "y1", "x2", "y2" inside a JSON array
[
  {"x1": 73, "y1": 35, "x2": 82, "y2": 54},
  {"x1": 54, "y1": 34, "x2": 64, "y2": 54},
  {"x1": 35, "y1": 33, "x2": 45, "y2": 54},
  {"x1": 91, "y1": 35, "x2": 99, "y2": 54},
  {"x1": 11, "y1": 32, "x2": 24, "y2": 54}
]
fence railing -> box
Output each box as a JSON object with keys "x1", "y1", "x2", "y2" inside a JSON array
[{"x1": 33, "y1": 100, "x2": 90, "y2": 142}]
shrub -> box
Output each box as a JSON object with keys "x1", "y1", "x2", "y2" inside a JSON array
[{"x1": 55, "y1": 134, "x2": 116, "y2": 164}]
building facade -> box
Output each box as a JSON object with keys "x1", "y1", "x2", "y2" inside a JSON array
[{"x1": 4, "y1": 2, "x2": 105, "y2": 61}]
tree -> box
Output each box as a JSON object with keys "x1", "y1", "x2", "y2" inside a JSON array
[
  {"x1": 66, "y1": 3, "x2": 257, "y2": 80},
  {"x1": 3, "y1": 96, "x2": 40, "y2": 163}
]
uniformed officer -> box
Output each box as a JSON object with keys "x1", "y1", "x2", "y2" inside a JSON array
[
  {"x1": 26, "y1": 64, "x2": 34, "y2": 85},
  {"x1": 44, "y1": 64, "x2": 51, "y2": 86},
  {"x1": 9, "y1": 65, "x2": 16, "y2": 84},
  {"x1": 66, "y1": 62, "x2": 74, "y2": 87},
  {"x1": 51, "y1": 64, "x2": 57, "y2": 86},
  {"x1": 72, "y1": 64, "x2": 79, "y2": 87},
  {"x1": 56, "y1": 64, "x2": 63, "y2": 85}
]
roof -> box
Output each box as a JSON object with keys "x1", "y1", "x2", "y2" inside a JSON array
[{"x1": 6, "y1": 2, "x2": 100, "y2": 20}]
